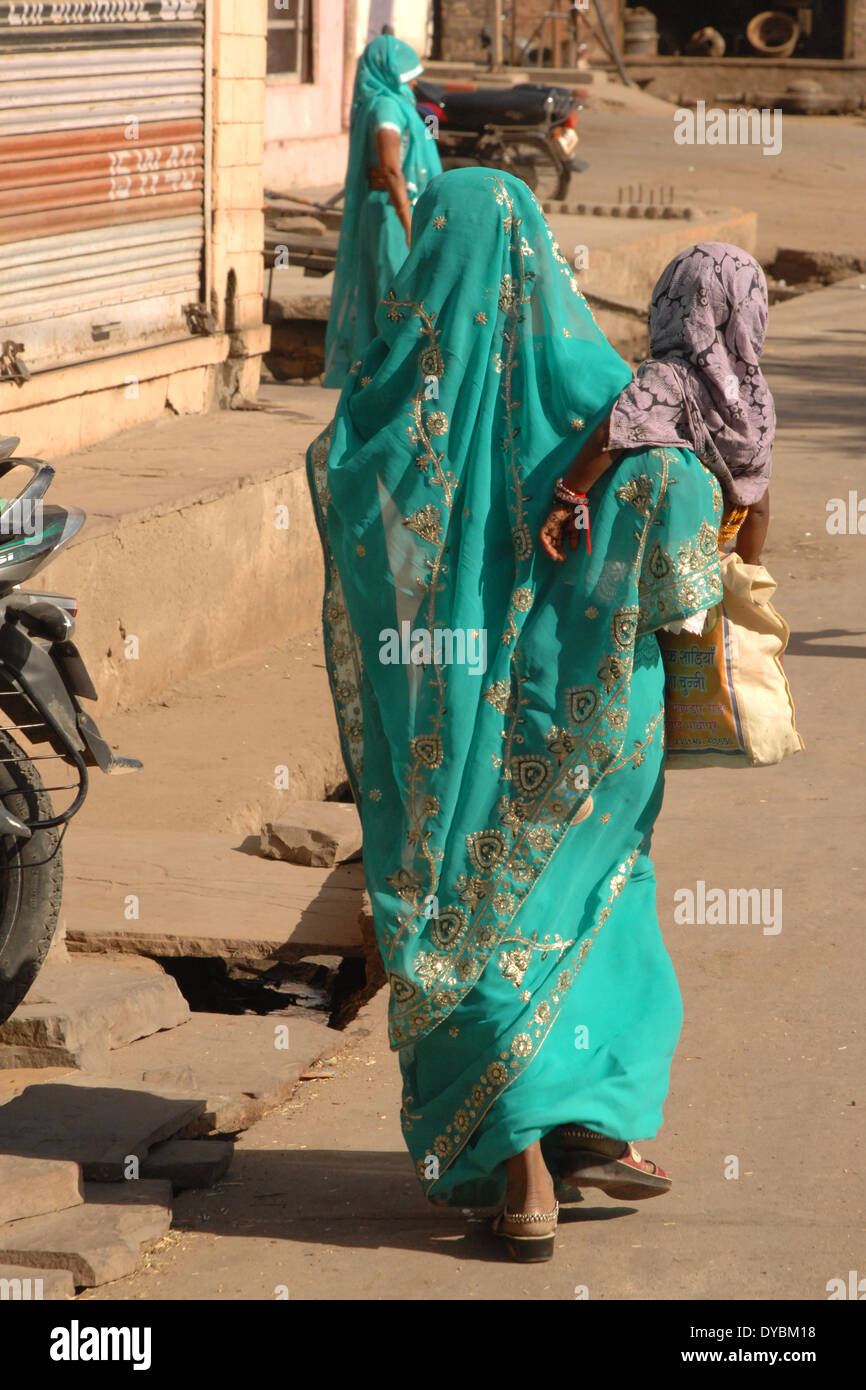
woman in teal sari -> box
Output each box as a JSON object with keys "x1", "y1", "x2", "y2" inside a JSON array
[
  {"x1": 324, "y1": 35, "x2": 442, "y2": 388},
  {"x1": 307, "y1": 169, "x2": 723, "y2": 1261}
]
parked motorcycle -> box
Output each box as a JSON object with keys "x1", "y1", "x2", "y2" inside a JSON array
[
  {"x1": 414, "y1": 78, "x2": 587, "y2": 202},
  {"x1": 0, "y1": 434, "x2": 140, "y2": 1025}
]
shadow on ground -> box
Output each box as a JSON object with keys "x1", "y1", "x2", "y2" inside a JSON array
[
  {"x1": 169, "y1": 1147, "x2": 637, "y2": 1263},
  {"x1": 787, "y1": 628, "x2": 866, "y2": 659}
]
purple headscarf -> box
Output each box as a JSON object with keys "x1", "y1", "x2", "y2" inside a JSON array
[{"x1": 607, "y1": 242, "x2": 775, "y2": 507}]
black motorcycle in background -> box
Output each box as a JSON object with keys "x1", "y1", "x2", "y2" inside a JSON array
[
  {"x1": 414, "y1": 78, "x2": 587, "y2": 201},
  {"x1": 0, "y1": 434, "x2": 140, "y2": 1024}
]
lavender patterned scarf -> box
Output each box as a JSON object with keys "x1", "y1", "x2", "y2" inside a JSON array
[{"x1": 607, "y1": 242, "x2": 775, "y2": 507}]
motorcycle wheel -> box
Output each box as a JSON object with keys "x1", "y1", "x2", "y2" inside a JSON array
[{"x1": 0, "y1": 729, "x2": 63, "y2": 1026}]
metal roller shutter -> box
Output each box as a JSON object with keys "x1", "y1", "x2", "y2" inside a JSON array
[{"x1": 0, "y1": 1, "x2": 211, "y2": 380}]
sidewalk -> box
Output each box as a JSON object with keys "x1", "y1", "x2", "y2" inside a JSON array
[{"x1": 81, "y1": 277, "x2": 865, "y2": 1299}]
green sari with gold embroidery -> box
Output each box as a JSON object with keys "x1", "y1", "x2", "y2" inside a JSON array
[{"x1": 306, "y1": 169, "x2": 722, "y2": 1208}]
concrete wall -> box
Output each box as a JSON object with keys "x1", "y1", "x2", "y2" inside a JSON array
[
  {"x1": 27, "y1": 386, "x2": 337, "y2": 716},
  {"x1": 213, "y1": 0, "x2": 268, "y2": 333},
  {"x1": 38, "y1": 456, "x2": 323, "y2": 715},
  {"x1": 0, "y1": 0, "x2": 269, "y2": 461}
]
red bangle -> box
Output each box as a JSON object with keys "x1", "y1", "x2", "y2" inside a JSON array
[{"x1": 554, "y1": 477, "x2": 588, "y2": 505}]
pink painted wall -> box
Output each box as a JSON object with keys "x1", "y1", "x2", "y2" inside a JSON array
[{"x1": 264, "y1": 0, "x2": 349, "y2": 191}]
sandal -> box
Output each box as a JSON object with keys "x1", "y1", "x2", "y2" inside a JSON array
[
  {"x1": 557, "y1": 1125, "x2": 671, "y2": 1201},
  {"x1": 491, "y1": 1201, "x2": 559, "y2": 1263}
]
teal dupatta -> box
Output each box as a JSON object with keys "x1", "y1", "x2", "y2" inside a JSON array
[
  {"x1": 307, "y1": 169, "x2": 722, "y2": 1207},
  {"x1": 324, "y1": 35, "x2": 441, "y2": 388}
]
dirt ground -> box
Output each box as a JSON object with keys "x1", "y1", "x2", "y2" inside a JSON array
[
  {"x1": 566, "y1": 88, "x2": 866, "y2": 263},
  {"x1": 300, "y1": 105, "x2": 865, "y2": 265}
]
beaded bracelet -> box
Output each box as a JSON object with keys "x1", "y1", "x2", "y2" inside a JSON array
[
  {"x1": 554, "y1": 477, "x2": 588, "y2": 506},
  {"x1": 553, "y1": 478, "x2": 591, "y2": 554}
]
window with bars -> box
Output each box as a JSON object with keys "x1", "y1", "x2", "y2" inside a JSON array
[{"x1": 267, "y1": 0, "x2": 314, "y2": 81}]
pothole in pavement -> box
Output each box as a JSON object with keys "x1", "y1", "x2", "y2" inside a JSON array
[{"x1": 156, "y1": 952, "x2": 369, "y2": 1031}]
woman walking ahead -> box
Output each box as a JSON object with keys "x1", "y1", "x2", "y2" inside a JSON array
[
  {"x1": 307, "y1": 169, "x2": 773, "y2": 1261},
  {"x1": 323, "y1": 34, "x2": 441, "y2": 387}
]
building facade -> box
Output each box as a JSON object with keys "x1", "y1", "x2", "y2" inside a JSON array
[
  {"x1": 433, "y1": 0, "x2": 622, "y2": 65},
  {"x1": 0, "y1": 0, "x2": 269, "y2": 459},
  {"x1": 435, "y1": 1, "x2": 866, "y2": 63},
  {"x1": 263, "y1": 0, "x2": 432, "y2": 193}
]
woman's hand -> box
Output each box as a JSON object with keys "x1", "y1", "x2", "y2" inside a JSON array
[{"x1": 539, "y1": 503, "x2": 578, "y2": 562}]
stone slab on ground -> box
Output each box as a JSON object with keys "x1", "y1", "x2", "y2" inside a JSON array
[
  {"x1": 84, "y1": 1180, "x2": 173, "y2": 1221},
  {"x1": 179, "y1": 1094, "x2": 266, "y2": 1137},
  {"x1": 65, "y1": 831, "x2": 366, "y2": 963},
  {"x1": 0, "y1": 957, "x2": 189, "y2": 1070},
  {"x1": 0, "y1": 1264, "x2": 76, "y2": 1299},
  {"x1": 0, "y1": 1155, "x2": 83, "y2": 1226},
  {"x1": 260, "y1": 799, "x2": 362, "y2": 867},
  {"x1": 88, "y1": 1011, "x2": 339, "y2": 1136},
  {"x1": 0, "y1": 1081, "x2": 205, "y2": 1181},
  {"x1": 0, "y1": 1182, "x2": 171, "y2": 1289},
  {"x1": 141, "y1": 1139, "x2": 234, "y2": 1190}
]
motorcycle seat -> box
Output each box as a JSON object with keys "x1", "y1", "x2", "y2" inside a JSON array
[{"x1": 415, "y1": 80, "x2": 572, "y2": 130}]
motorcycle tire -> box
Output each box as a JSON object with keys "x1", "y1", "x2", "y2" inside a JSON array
[{"x1": 0, "y1": 728, "x2": 63, "y2": 1026}]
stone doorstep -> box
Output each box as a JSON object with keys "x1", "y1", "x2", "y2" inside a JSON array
[
  {"x1": 0, "y1": 1181, "x2": 172, "y2": 1290},
  {"x1": 0, "y1": 990, "x2": 388, "y2": 1291},
  {"x1": 64, "y1": 845, "x2": 367, "y2": 965},
  {"x1": 0, "y1": 1155, "x2": 83, "y2": 1226},
  {"x1": 0, "y1": 1265, "x2": 76, "y2": 1300},
  {"x1": 0, "y1": 957, "x2": 190, "y2": 1071},
  {"x1": 259, "y1": 799, "x2": 363, "y2": 868},
  {"x1": 88, "y1": 1010, "x2": 340, "y2": 1136},
  {"x1": 0, "y1": 1082, "x2": 205, "y2": 1182}
]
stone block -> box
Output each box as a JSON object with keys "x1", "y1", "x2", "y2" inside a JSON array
[
  {"x1": 0, "y1": 1264, "x2": 76, "y2": 1299},
  {"x1": 100, "y1": 1011, "x2": 338, "y2": 1132},
  {"x1": 0, "y1": 1183, "x2": 171, "y2": 1289},
  {"x1": 0, "y1": 958, "x2": 189, "y2": 1070},
  {"x1": 141, "y1": 1139, "x2": 233, "y2": 1190},
  {"x1": 0, "y1": 1156, "x2": 83, "y2": 1226},
  {"x1": 260, "y1": 799, "x2": 362, "y2": 867},
  {"x1": 0, "y1": 1081, "x2": 205, "y2": 1181}
]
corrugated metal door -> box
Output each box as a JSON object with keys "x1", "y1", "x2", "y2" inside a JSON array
[{"x1": 0, "y1": 1, "x2": 211, "y2": 378}]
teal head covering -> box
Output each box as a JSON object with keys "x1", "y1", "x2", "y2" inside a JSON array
[
  {"x1": 325, "y1": 35, "x2": 440, "y2": 386},
  {"x1": 357, "y1": 33, "x2": 424, "y2": 96},
  {"x1": 308, "y1": 169, "x2": 722, "y2": 1203}
]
